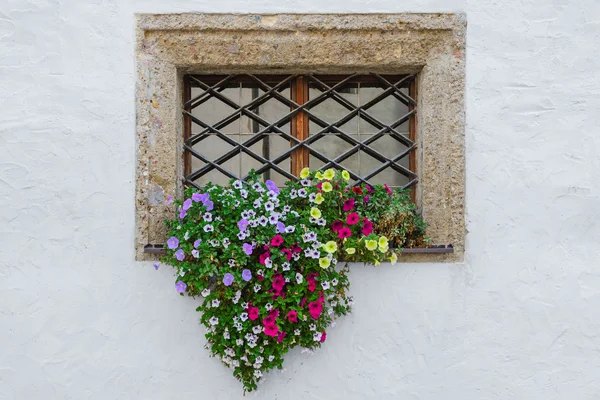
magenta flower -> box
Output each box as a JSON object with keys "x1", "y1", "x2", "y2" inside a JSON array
[
  {"x1": 194, "y1": 239, "x2": 202, "y2": 248},
  {"x1": 264, "y1": 324, "x2": 279, "y2": 337},
  {"x1": 243, "y1": 243, "x2": 253, "y2": 255},
  {"x1": 287, "y1": 310, "x2": 298, "y2": 323},
  {"x1": 175, "y1": 249, "x2": 185, "y2": 261},
  {"x1": 280, "y1": 248, "x2": 292, "y2": 261},
  {"x1": 175, "y1": 281, "x2": 187, "y2": 293},
  {"x1": 238, "y1": 219, "x2": 249, "y2": 231},
  {"x1": 242, "y1": 269, "x2": 252, "y2": 281},
  {"x1": 362, "y1": 219, "x2": 373, "y2": 236},
  {"x1": 271, "y1": 234, "x2": 284, "y2": 247},
  {"x1": 346, "y1": 212, "x2": 360, "y2": 225},
  {"x1": 338, "y1": 227, "x2": 352, "y2": 239},
  {"x1": 342, "y1": 198, "x2": 355, "y2": 211},
  {"x1": 308, "y1": 301, "x2": 323, "y2": 319},
  {"x1": 223, "y1": 273, "x2": 234, "y2": 286},
  {"x1": 384, "y1": 184, "x2": 392, "y2": 195},
  {"x1": 167, "y1": 236, "x2": 179, "y2": 249},
  {"x1": 277, "y1": 331, "x2": 286, "y2": 343},
  {"x1": 320, "y1": 331, "x2": 327, "y2": 342},
  {"x1": 248, "y1": 305, "x2": 259, "y2": 320},
  {"x1": 363, "y1": 195, "x2": 370, "y2": 203},
  {"x1": 331, "y1": 220, "x2": 344, "y2": 232},
  {"x1": 272, "y1": 274, "x2": 285, "y2": 292},
  {"x1": 182, "y1": 199, "x2": 193, "y2": 211},
  {"x1": 265, "y1": 179, "x2": 279, "y2": 194}
]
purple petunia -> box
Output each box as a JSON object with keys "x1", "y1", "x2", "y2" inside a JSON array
[
  {"x1": 153, "y1": 263, "x2": 159, "y2": 270},
  {"x1": 179, "y1": 209, "x2": 187, "y2": 219},
  {"x1": 243, "y1": 243, "x2": 253, "y2": 255},
  {"x1": 204, "y1": 200, "x2": 214, "y2": 211},
  {"x1": 167, "y1": 236, "x2": 179, "y2": 249},
  {"x1": 194, "y1": 239, "x2": 202, "y2": 248},
  {"x1": 265, "y1": 179, "x2": 279, "y2": 194},
  {"x1": 242, "y1": 269, "x2": 252, "y2": 281},
  {"x1": 223, "y1": 273, "x2": 234, "y2": 286},
  {"x1": 175, "y1": 280, "x2": 187, "y2": 293},
  {"x1": 165, "y1": 195, "x2": 173, "y2": 205},
  {"x1": 276, "y1": 222, "x2": 286, "y2": 233},
  {"x1": 175, "y1": 249, "x2": 185, "y2": 261},
  {"x1": 238, "y1": 219, "x2": 249, "y2": 231},
  {"x1": 182, "y1": 199, "x2": 193, "y2": 211}
]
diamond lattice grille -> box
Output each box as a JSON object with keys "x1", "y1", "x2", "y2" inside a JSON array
[{"x1": 183, "y1": 74, "x2": 418, "y2": 195}]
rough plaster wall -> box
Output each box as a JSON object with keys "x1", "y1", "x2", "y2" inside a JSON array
[{"x1": 1, "y1": 1, "x2": 599, "y2": 399}]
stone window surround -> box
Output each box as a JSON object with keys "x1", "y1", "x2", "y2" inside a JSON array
[{"x1": 135, "y1": 13, "x2": 466, "y2": 262}]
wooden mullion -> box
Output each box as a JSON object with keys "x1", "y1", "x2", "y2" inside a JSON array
[
  {"x1": 290, "y1": 76, "x2": 310, "y2": 177},
  {"x1": 408, "y1": 76, "x2": 418, "y2": 204},
  {"x1": 183, "y1": 76, "x2": 192, "y2": 178}
]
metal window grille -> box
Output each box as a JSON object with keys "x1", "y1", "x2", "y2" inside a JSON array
[{"x1": 182, "y1": 74, "x2": 418, "y2": 201}]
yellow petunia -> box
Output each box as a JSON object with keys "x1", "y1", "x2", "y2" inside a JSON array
[
  {"x1": 323, "y1": 241, "x2": 338, "y2": 254},
  {"x1": 310, "y1": 208, "x2": 322, "y2": 219},
  {"x1": 324, "y1": 169, "x2": 335, "y2": 180},
  {"x1": 346, "y1": 247, "x2": 356, "y2": 255},
  {"x1": 374, "y1": 260, "x2": 381, "y2": 266},
  {"x1": 378, "y1": 245, "x2": 389, "y2": 253},
  {"x1": 322, "y1": 182, "x2": 333, "y2": 192},
  {"x1": 319, "y1": 257, "x2": 331, "y2": 269},
  {"x1": 315, "y1": 171, "x2": 324, "y2": 180},
  {"x1": 314, "y1": 193, "x2": 324, "y2": 205},
  {"x1": 365, "y1": 240, "x2": 378, "y2": 251},
  {"x1": 300, "y1": 167, "x2": 311, "y2": 179},
  {"x1": 341, "y1": 170, "x2": 350, "y2": 180},
  {"x1": 390, "y1": 252, "x2": 398, "y2": 265},
  {"x1": 378, "y1": 236, "x2": 389, "y2": 248}
]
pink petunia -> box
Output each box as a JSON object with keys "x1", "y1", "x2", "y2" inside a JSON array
[
  {"x1": 308, "y1": 301, "x2": 323, "y2": 319},
  {"x1": 338, "y1": 227, "x2": 352, "y2": 239},
  {"x1": 362, "y1": 219, "x2": 373, "y2": 236},
  {"x1": 264, "y1": 324, "x2": 279, "y2": 337},
  {"x1": 277, "y1": 331, "x2": 286, "y2": 343},
  {"x1": 342, "y1": 198, "x2": 355, "y2": 212},
  {"x1": 281, "y1": 248, "x2": 293, "y2": 261},
  {"x1": 248, "y1": 305, "x2": 260, "y2": 321},
  {"x1": 287, "y1": 310, "x2": 298, "y2": 323},
  {"x1": 272, "y1": 274, "x2": 285, "y2": 292},
  {"x1": 346, "y1": 212, "x2": 360, "y2": 225},
  {"x1": 384, "y1": 184, "x2": 392, "y2": 194},
  {"x1": 271, "y1": 234, "x2": 284, "y2": 247},
  {"x1": 300, "y1": 298, "x2": 307, "y2": 308},
  {"x1": 259, "y1": 251, "x2": 271, "y2": 265},
  {"x1": 331, "y1": 220, "x2": 344, "y2": 232},
  {"x1": 320, "y1": 331, "x2": 327, "y2": 343}
]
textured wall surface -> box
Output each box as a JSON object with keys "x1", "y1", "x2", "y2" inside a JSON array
[{"x1": 1, "y1": 0, "x2": 600, "y2": 399}]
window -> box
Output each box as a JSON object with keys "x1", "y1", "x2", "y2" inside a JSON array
[
  {"x1": 182, "y1": 74, "x2": 418, "y2": 202},
  {"x1": 135, "y1": 14, "x2": 466, "y2": 261}
]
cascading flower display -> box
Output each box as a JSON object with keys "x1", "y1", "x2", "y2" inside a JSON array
[{"x1": 161, "y1": 170, "x2": 427, "y2": 392}]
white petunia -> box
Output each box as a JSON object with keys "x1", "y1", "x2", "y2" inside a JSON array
[{"x1": 209, "y1": 316, "x2": 219, "y2": 326}]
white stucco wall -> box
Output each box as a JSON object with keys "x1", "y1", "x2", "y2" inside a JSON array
[{"x1": 2, "y1": 0, "x2": 600, "y2": 398}]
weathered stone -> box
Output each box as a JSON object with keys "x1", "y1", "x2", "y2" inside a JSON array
[{"x1": 135, "y1": 14, "x2": 466, "y2": 261}]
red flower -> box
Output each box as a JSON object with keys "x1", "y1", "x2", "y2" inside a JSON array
[
  {"x1": 352, "y1": 187, "x2": 363, "y2": 195},
  {"x1": 287, "y1": 310, "x2": 298, "y2": 323},
  {"x1": 264, "y1": 324, "x2": 279, "y2": 337},
  {"x1": 307, "y1": 273, "x2": 318, "y2": 293},
  {"x1": 269, "y1": 309, "x2": 279, "y2": 318},
  {"x1": 346, "y1": 212, "x2": 360, "y2": 225},
  {"x1": 308, "y1": 301, "x2": 323, "y2": 319},
  {"x1": 343, "y1": 198, "x2": 355, "y2": 212},
  {"x1": 272, "y1": 274, "x2": 285, "y2": 292},
  {"x1": 281, "y1": 248, "x2": 293, "y2": 261},
  {"x1": 262, "y1": 314, "x2": 276, "y2": 326},
  {"x1": 271, "y1": 234, "x2": 284, "y2": 247},
  {"x1": 331, "y1": 220, "x2": 344, "y2": 232},
  {"x1": 362, "y1": 219, "x2": 373, "y2": 236},
  {"x1": 248, "y1": 305, "x2": 260, "y2": 321},
  {"x1": 277, "y1": 331, "x2": 286, "y2": 343},
  {"x1": 291, "y1": 243, "x2": 302, "y2": 253},
  {"x1": 384, "y1": 184, "x2": 392, "y2": 194},
  {"x1": 257, "y1": 275, "x2": 264, "y2": 282},
  {"x1": 316, "y1": 182, "x2": 323, "y2": 190},
  {"x1": 320, "y1": 331, "x2": 327, "y2": 342},
  {"x1": 338, "y1": 227, "x2": 352, "y2": 239},
  {"x1": 259, "y1": 251, "x2": 270, "y2": 265}
]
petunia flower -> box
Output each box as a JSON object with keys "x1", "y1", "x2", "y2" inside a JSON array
[
  {"x1": 390, "y1": 252, "x2": 398, "y2": 265},
  {"x1": 243, "y1": 243, "x2": 253, "y2": 255},
  {"x1": 384, "y1": 184, "x2": 392, "y2": 194},
  {"x1": 363, "y1": 195, "x2": 370, "y2": 203},
  {"x1": 238, "y1": 219, "x2": 249, "y2": 231},
  {"x1": 310, "y1": 208, "x2": 321, "y2": 219},
  {"x1": 341, "y1": 170, "x2": 350, "y2": 180},
  {"x1": 264, "y1": 324, "x2": 279, "y2": 337},
  {"x1": 179, "y1": 209, "x2": 187, "y2": 219},
  {"x1": 182, "y1": 199, "x2": 193, "y2": 211},
  {"x1": 175, "y1": 249, "x2": 185, "y2": 261},
  {"x1": 167, "y1": 236, "x2": 179, "y2": 249},
  {"x1": 287, "y1": 310, "x2": 298, "y2": 323},
  {"x1": 345, "y1": 247, "x2": 356, "y2": 255},
  {"x1": 272, "y1": 274, "x2": 285, "y2": 292},
  {"x1": 193, "y1": 239, "x2": 202, "y2": 248},
  {"x1": 322, "y1": 182, "x2": 333, "y2": 192},
  {"x1": 346, "y1": 212, "x2": 360, "y2": 225},
  {"x1": 323, "y1": 169, "x2": 335, "y2": 180},
  {"x1": 320, "y1": 331, "x2": 327, "y2": 342},
  {"x1": 248, "y1": 305, "x2": 259, "y2": 321},
  {"x1": 338, "y1": 227, "x2": 352, "y2": 239},
  {"x1": 204, "y1": 200, "x2": 214, "y2": 211},
  {"x1": 365, "y1": 240, "x2": 378, "y2": 251},
  {"x1": 165, "y1": 195, "x2": 173, "y2": 205},
  {"x1": 175, "y1": 281, "x2": 187, "y2": 293},
  {"x1": 271, "y1": 235, "x2": 284, "y2": 247},
  {"x1": 362, "y1": 219, "x2": 373, "y2": 236},
  {"x1": 352, "y1": 187, "x2": 362, "y2": 195},
  {"x1": 280, "y1": 248, "x2": 292, "y2": 261},
  {"x1": 314, "y1": 193, "x2": 324, "y2": 204},
  {"x1": 378, "y1": 236, "x2": 389, "y2": 248},
  {"x1": 300, "y1": 167, "x2": 310, "y2": 179},
  {"x1": 323, "y1": 241, "x2": 338, "y2": 254},
  {"x1": 265, "y1": 179, "x2": 279, "y2": 194},
  {"x1": 276, "y1": 222, "x2": 286, "y2": 233},
  {"x1": 342, "y1": 198, "x2": 355, "y2": 212},
  {"x1": 319, "y1": 257, "x2": 330, "y2": 269},
  {"x1": 242, "y1": 269, "x2": 252, "y2": 281},
  {"x1": 308, "y1": 301, "x2": 323, "y2": 319},
  {"x1": 277, "y1": 331, "x2": 286, "y2": 343},
  {"x1": 153, "y1": 263, "x2": 159, "y2": 270},
  {"x1": 223, "y1": 273, "x2": 234, "y2": 286}
]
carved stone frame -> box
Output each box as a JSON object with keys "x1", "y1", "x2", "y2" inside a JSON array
[{"x1": 135, "y1": 13, "x2": 466, "y2": 261}]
